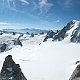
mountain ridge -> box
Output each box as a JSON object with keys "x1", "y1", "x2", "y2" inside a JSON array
[
  {"x1": 2, "y1": 28, "x2": 48, "y2": 34},
  {"x1": 43, "y1": 20, "x2": 80, "y2": 43}
]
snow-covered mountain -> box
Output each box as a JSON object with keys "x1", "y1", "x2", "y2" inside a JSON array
[
  {"x1": 53, "y1": 20, "x2": 80, "y2": 42},
  {"x1": 0, "y1": 20, "x2": 80, "y2": 80},
  {"x1": 0, "y1": 20, "x2": 80, "y2": 53},
  {"x1": 70, "y1": 26, "x2": 80, "y2": 43},
  {"x1": 43, "y1": 20, "x2": 80, "y2": 43}
]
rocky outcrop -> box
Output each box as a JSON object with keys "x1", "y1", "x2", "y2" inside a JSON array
[
  {"x1": 12, "y1": 32, "x2": 16, "y2": 35},
  {"x1": 39, "y1": 32, "x2": 44, "y2": 35},
  {"x1": 43, "y1": 30, "x2": 55, "y2": 42},
  {"x1": 70, "y1": 26, "x2": 80, "y2": 43},
  {"x1": 30, "y1": 33, "x2": 34, "y2": 37},
  {"x1": 69, "y1": 65, "x2": 80, "y2": 80},
  {"x1": 0, "y1": 32, "x2": 3, "y2": 35},
  {"x1": 0, "y1": 39, "x2": 22, "y2": 53},
  {"x1": 53, "y1": 21, "x2": 76, "y2": 41},
  {"x1": 0, "y1": 43, "x2": 7, "y2": 52},
  {"x1": 26, "y1": 32, "x2": 30, "y2": 35},
  {"x1": 0, "y1": 55, "x2": 27, "y2": 80},
  {"x1": 14, "y1": 38, "x2": 22, "y2": 46}
]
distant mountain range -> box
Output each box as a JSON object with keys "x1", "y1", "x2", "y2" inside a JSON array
[{"x1": 2, "y1": 28, "x2": 48, "y2": 34}]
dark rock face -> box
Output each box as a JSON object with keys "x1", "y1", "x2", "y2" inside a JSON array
[
  {"x1": 0, "y1": 32, "x2": 3, "y2": 35},
  {"x1": 46, "y1": 30, "x2": 55, "y2": 38},
  {"x1": 43, "y1": 30, "x2": 55, "y2": 42},
  {"x1": 31, "y1": 33, "x2": 34, "y2": 37},
  {"x1": 39, "y1": 32, "x2": 44, "y2": 35},
  {"x1": 14, "y1": 39, "x2": 22, "y2": 46},
  {"x1": 12, "y1": 32, "x2": 16, "y2": 35},
  {"x1": 0, "y1": 39, "x2": 22, "y2": 53},
  {"x1": 0, "y1": 43, "x2": 7, "y2": 52},
  {"x1": 0, "y1": 55, "x2": 27, "y2": 80},
  {"x1": 70, "y1": 26, "x2": 80, "y2": 43},
  {"x1": 53, "y1": 21, "x2": 75, "y2": 41},
  {"x1": 26, "y1": 32, "x2": 30, "y2": 35},
  {"x1": 19, "y1": 34, "x2": 23, "y2": 38},
  {"x1": 69, "y1": 65, "x2": 80, "y2": 80}
]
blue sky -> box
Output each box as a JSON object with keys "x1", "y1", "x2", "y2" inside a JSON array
[{"x1": 0, "y1": 0, "x2": 80, "y2": 30}]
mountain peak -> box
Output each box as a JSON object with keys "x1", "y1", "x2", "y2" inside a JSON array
[
  {"x1": 72, "y1": 20, "x2": 80, "y2": 23},
  {"x1": 43, "y1": 20, "x2": 80, "y2": 43},
  {"x1": 0, "y1": 55, "x2": 27, "y2": 80}
]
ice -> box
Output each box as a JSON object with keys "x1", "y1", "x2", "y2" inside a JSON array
[{"x1": 0, "y1": 40, "x2": 80, "y2": 80}]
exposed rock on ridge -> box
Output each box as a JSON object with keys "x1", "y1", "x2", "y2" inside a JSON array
[
  {"x1": 53, "y1": 20, "x2": 76, "y2": 41},
  {"x1": 43, "y1": 30, "x2": 55, "y2": 42},
  {"x1": 71, "y1": 26, "x2": 80, "y2": 43},
  {"x1": 0, "y1": 55, "x2": 27, "y2": 80},
  {"x1": 69, "y1": 64, "x2": 80, "y2": 80}
]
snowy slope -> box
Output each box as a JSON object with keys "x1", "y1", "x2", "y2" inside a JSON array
[
  {"x1": 52, "y1": 20, "x2": 80, "y2": 43},
  {"x1": 0, "y1": 20, "x2": 80, "y2": 80},
  {"x1": 63, "y1": 20, "x2": 80, "y2": 42},
  {"x1": 0, "y1": 41, "x2": 80, "y2": 80},
  {"x1": 0, "y1": 32, "x2": 45, "y2": 52}
]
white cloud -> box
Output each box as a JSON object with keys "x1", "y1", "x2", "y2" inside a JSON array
[
  {"x1": 32, "y1": 1, "x2": 38, "y2": 11},
  {"x1": 4, "y1": 0, "x2": 29, "y2": 10},
  {"x1": 0, "y1": 22, "x2": 9, "y2": 25},
  {"x1": 4, "y1": 0, "x2": 17, "y2": 12},
  {"x1": 0, "y1": 22, "x2": 10, "y2": 29},
  {"x1": 0, "y1": 22, "x2": 23, "y2": 29},
  {"x1": 19, "y1": 0, "x2": 29, "y2": 4},
  {"x1": 55, "y1": 20, "x2": 60, "y2": 23},
  {"x1": 2, "y1": 0, "x2": 26, "y2": 13},
  {"x1": 64, "y1": 0, "x2": 73, "y2": 8},
  {"x1": 7, "y1": 0, "x2": 15, "y2": 8},
  {"x1": 39, "y1": 0, "x2": 53, "y2": 14}
]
